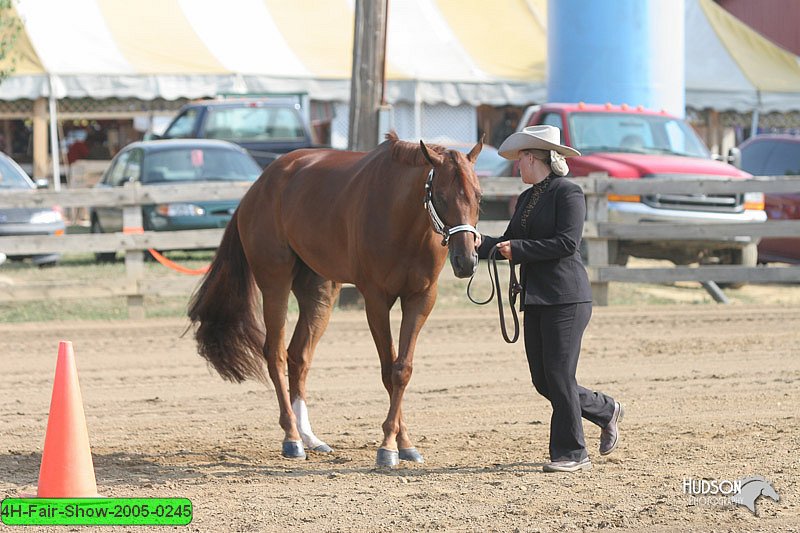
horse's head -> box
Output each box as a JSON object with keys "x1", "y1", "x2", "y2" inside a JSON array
[
  {"x1": 420, "y1": 137, "x2": 483, "y2": 278},
  {"x1": 732, "y1": 476, "x2": 780, "y2": 515},
  {"x1": 760, "y1": 481, "x2": 780, "y2": 502}
]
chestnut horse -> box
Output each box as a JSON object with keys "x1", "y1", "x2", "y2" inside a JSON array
[{"x1": 188, "y1": 132, "x2": 483, "y2": 467}]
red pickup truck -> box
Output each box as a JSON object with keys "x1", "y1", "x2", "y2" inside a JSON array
[{"x1": 516, "y1": 103, "x2": 766, "y2": 271}]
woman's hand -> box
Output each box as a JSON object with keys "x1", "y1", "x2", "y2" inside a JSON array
[
  {"x1": 474, "y1": 233, "x2": 482, "y2": 248},
  {"x1": 496, "y1": 240, "x2": 512, "y2": 260}
]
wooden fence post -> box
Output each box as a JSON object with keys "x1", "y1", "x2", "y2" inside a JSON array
[
  {"x1": 585, "y1": 176, "x2": 610, "y2": 306},
  {"x1": 123, "y1": 182, "x2": 145, "y2": 319}
]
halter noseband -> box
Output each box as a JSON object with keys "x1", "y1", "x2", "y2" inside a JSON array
[{"x1": 424, "y1": 168, "x2": 480, "y2": 246}]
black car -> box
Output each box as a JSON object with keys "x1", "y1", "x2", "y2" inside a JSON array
[
  {"x1": 157, "y1": 98, "x2": 315, "y2": 168},
  {"x1": 0, "y1": 152, "x2": 65, "y2": 266},
  {"x1": 90, "y1": 139, "x2": 262, "y2": 261}
]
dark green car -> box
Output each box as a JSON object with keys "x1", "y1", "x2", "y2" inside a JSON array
[{"x1": 90, "y1": 139, "x2": 262, "y2": 261}]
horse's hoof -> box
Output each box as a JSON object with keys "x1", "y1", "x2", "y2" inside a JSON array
[
  {"x1": 282, "y1": 440, "x2": 306, "y2": 459},
  {"x1": 376, "y1": 447, "x2": 399, "y2": 468},
  {"x1": 399, "y1": 447, "x2": 424, "y2": 463},
  {"x1": 311, "y1": 443, "x2": 334, "y2": 453}
]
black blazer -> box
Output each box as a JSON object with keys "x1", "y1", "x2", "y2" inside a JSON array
[{"x1": 478, "y1": 176, "x2": 592, "y2": 305}]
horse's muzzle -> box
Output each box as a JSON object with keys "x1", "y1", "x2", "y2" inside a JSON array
[{"x1": 451, "y1": 251, "x2": 478, "y2": 279}]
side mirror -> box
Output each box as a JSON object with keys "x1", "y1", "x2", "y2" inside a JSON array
[
  {"x1": 727, "y1": 147, "x2": 742, "y2": 169},
  {"x1": 34, "y1": 179, "x2": 50, "y2": 189}
]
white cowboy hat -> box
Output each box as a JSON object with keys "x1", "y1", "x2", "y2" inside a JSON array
[{"x1": 497, "y1": 125, "x2": 581, "y2": 160}]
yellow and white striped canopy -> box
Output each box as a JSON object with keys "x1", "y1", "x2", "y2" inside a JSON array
[
  {"x1": 0, "y1": 0, "x2": 798, "y2": 112},
  {"x1": 686, "y1": 0, "x2": 800, "y2": 112},
  {"x1": 0, "y1": 0, "x2": 547, "y2": 105}
]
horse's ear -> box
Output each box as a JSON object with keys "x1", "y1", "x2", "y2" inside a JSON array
[
  {"x1": 467, "y1": 134, "x2": 485, "y2": 164},
  {"x1": 420, "y1": 140, "x2": 443, "y2": 166}
]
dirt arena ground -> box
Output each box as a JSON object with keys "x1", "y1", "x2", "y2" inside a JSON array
[{"x1": 1, "y1": 303, "x2": 799, "y2": 532}]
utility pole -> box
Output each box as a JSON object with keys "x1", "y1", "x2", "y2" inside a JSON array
[{"x1": 348, "y1": 0, "x2": 388, "y2": 151}]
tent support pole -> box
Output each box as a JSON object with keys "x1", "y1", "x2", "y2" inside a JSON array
[
  {"x1": 48, "y1": 77, "x2": 61, "y2": 191},
  {"x1": 32, "y1": 98, "x2": 48, "y2": 182},
  {"x1": 750, "y1": 108, "x2": 759, "y2": 138}
]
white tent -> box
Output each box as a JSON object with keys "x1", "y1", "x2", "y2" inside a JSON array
[
  {"x1": 1, "y1": 0, "x2": 799, "y2": 179},
  {"x1": 2, "y1": 0, "x2": 798, "y2": 113},
  {"x1": 685, "y1": 0, "x2": 800, "y2": 113},
  {"x1": 0, "y1": 0, "x2": 547, "y2": 106}
]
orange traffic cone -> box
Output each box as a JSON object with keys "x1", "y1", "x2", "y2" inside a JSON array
[{"x1": 36, "y1": 341, "x2": 98, "y2": 497}]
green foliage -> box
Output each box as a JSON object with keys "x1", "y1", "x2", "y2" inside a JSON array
[{"x1": 0, "y1": 0, "x2": 21, "y2": 81}]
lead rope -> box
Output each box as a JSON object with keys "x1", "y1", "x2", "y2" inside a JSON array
[{"x1": 467, "y1": 247, "x2": 522, "y2": 343}]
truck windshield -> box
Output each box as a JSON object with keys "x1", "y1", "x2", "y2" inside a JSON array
[
  {"x1": 204, "y1": 107, "x2": 307, "y2": 142},
  {"x1": 568, "y1": 112, "x2": 710, "y2": 158}
]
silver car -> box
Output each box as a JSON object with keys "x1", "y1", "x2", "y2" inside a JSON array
[{"x1": 0, "y1": 153, "x2": 65, "y2": 266}]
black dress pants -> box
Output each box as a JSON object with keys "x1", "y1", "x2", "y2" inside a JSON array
[{"x1": 524, "y1": 302, "x2": 616, "y2": 462}]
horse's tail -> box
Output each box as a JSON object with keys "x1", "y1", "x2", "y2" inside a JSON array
[{"x1": 187, "y1": 210, "x2": 266, "y2": 383}]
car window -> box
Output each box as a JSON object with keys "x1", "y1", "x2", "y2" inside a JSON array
[
  {"x1": 539, "y1": 113, "x2": 565, "y2": 143},
  {"x1": 204, "y1": 106, "x2": 306, "y2": 141},
  {"x1": 740, "y1": 140, "x2": 773, "y2": 175},
  {"x1": 142, "y1": 147, "x2": 261, "y2": 184},
  {"x1": 664, "y1": 121, "x2": 688, "y2": 153},
  {"x1": 125, "y1": 149, "x2": 143, "y2": 182},
  {"x1": 0, "y1": 157, "x2": 33, "y2": 190},
  {"x1": 106, "y1": 152, "x2": 132, "y2": 186},
  {"x1": 163, "y1": 109, "x2": 200, "y2": 139},
  {"x1": 763, "y1": 141, "x2": 800, "y2": 176}
]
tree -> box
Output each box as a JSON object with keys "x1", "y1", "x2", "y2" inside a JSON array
[{"x1": 0, "y1": 0, "x2": 22, "y2": 82}]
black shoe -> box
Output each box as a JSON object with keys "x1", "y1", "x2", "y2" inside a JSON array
[{"x1": 600, "y1": 402, "x2": 624, "y2": 455}]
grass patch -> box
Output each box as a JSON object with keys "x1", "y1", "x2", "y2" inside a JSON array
[
  {"x1": 0, "y1": 297, "x2": 129, "y2": 322},
  {"x1": 0, "y1": 249, "x2": 307, "y2": 323}
]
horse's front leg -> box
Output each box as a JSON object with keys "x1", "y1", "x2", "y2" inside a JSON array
[
  {"x1": 377, "y1": 289, "x2": 436, "y2": 467},
  {"x1": 396, "y1": 405, "x2": 423, "y2": 463}
]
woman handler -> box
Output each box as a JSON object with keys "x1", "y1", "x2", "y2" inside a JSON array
[{"x1": 478, "y1": 125, "x2": 623, "y2": 473}]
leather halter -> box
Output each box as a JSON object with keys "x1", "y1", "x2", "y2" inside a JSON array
[{"x1": 424, "y1": 168, "x2": 479, "y2": 246}]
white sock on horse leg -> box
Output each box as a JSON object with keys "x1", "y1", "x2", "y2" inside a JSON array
[{"x1": 292, "y1": 397, "x2": 325, "y2": 449}]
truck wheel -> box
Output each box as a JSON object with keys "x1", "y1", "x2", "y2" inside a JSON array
[{"x1": 717, "y1": 243, "x2": 757, "y2": 289}]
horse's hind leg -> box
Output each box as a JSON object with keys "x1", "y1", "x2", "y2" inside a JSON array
[
  {"x1": 248, "y1": 250, "x2": 305, "y2": 458},
  {"x1": 288, "y1": 264, "x2": 341, "y2": 453}
]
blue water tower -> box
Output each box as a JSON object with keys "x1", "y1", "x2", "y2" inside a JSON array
[{"x1": 547, "y1": 0, "x2": 685, "y2": 117}]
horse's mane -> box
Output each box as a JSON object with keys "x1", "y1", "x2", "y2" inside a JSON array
[
  {"x1": 384, "y1": 131, "x2": 481, "y2": 194},
  {"x1": 386, "y1": 131, "x2": 446, "y2": 167}
]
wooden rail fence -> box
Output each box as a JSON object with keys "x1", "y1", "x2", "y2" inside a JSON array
[{"x1": 1, "y1": 176, "x2": 799, "y2": 315}]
